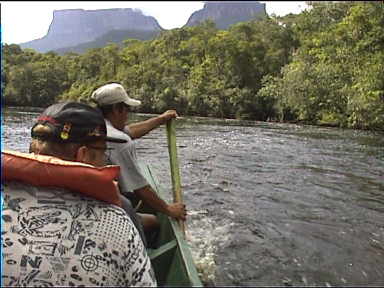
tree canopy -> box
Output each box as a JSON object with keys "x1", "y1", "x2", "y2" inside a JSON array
[{"x1": 2, "y1": 2, "x2": 383, "y2": 131}]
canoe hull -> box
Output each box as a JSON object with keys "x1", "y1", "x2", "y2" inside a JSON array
[{"x1": 140, "y1": 164, "x2": 203, "y2": 287}]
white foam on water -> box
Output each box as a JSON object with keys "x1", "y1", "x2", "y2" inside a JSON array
[{"x1": 185, "y1": 214, "x2": 233, "y2": 285}]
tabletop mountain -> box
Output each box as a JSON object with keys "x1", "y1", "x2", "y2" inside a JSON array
[
  {"x1": 19, "y1": 8, "x2": 162, "y2": 53},
  {"x1": 184, "y1": 1, "x2": 266, "y2": 29},
  {"x1": 18, "y1": 2, "x2": 267, "y2": 54}
]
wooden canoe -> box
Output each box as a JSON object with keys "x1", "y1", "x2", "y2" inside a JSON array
[{"x1": 140, "y1": 163, "x2": 203, "y2": 287}]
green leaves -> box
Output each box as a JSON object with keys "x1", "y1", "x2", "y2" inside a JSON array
[
  {"x1": 3, "y1": 2, "x2": 382, "y2": 131},
  {"x1": 260, "y1": 1, "x2": 384, "y2": 130}
]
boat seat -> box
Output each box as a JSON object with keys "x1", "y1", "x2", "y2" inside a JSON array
[{"x1": 148, "y1": 239, "x2": 177, "y2": 260}]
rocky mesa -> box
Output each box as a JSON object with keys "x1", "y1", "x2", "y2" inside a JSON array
[
  {"x1": 184, "y1": 1, "x2": 266, "y2": 30},
  {"x1": 19, "y1": 8, "x2": 162, "y2": 53},
  {"x1": 19, "y1": 2, "x2": 266, "y2": 54}
]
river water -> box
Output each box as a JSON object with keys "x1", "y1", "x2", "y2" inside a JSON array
[{"x1": 2, "y1": 107, "x2": 384, "y2": 286}]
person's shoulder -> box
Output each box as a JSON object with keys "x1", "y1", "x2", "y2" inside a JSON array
[
  {"x1": 5, "y1": 180, "x2": 123, "y2": 208},
  {"x1": 6, "y1": 180, "x2": 132, "y2": 227},
  {"x1": 106, "y1": 120, "x2": 131, "y2": 141}
]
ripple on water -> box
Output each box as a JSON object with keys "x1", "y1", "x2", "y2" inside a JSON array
[{"x1": 3, "y1": 108, "x2": 384, "y2": 286}]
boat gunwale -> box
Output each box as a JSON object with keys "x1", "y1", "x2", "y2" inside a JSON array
[{"x1": 141, "y1": 163, "x2": 203, "y2": 287}]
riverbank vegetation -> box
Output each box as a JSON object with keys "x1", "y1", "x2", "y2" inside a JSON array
[{"x1": 2, "y1": 2, "x2": 383, "y2": 131}]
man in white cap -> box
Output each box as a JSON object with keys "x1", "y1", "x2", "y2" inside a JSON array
[{"x1": 91, "y1": 83, "x2": 187, "y2": 240}]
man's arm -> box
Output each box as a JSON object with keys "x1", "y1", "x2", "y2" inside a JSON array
[
  {"x1": 126, "y1": 110, "x2": 178, "y2": 139},
  {"x1": 134, "y1": 185, "x2": 187, "y2": 221}
]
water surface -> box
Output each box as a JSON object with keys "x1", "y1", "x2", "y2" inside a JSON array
[{"x1": 2, "y1": 107, "x2": 384, "y2": 286}]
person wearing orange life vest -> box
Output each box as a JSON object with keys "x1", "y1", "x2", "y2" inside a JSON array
[
  {"x1": 2, "y1": 102, "x2": 156, "y2": 287},
  {"x1": 91, "y1": 83, "x2": 187, "y2": 232}
]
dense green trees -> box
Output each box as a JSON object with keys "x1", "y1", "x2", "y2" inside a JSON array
[
  {"x1": 3, "y1": 46, "x2": 70, "y2": 106},
  {"x1": 2, "y1": 2, "x2": 383, "y2": 131},
  {"x1": 260, "y1": 1, "x2": 384, "y2": 130}
]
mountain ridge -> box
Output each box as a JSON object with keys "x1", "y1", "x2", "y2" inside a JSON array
[
  {"x1": 54, "y1": 29, "x2": 160, "y2": 55},
  {"x1": 184, "y1": 1, "x2": 266, "y2": 29},
  {"x1": 19, "y1": 8, "x2": 162, "y2": 53},
  {"x1": 19, "y1": 2, "x2": 266, "y2": 54}
]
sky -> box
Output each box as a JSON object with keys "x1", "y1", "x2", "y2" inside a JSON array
[{"x1": 0, "y1": 1, "x2": 309, "y2": 45}]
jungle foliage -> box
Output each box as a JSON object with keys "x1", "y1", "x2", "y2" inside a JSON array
[{"x1": 2, "y1": 2, "x2": 383, "y2": 131}]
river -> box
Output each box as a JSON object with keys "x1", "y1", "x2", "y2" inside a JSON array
[{"x1": 2, "y1": 106, "x2": 384, "y2": 286}]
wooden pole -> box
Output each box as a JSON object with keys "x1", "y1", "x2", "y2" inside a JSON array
[{"x1": 166, "y1": 118, "x2": 186, "y2": 237}]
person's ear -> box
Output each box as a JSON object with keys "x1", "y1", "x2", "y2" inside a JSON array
[{"x1": 75, "y1": 145, "x2": 88, "y2": 163}]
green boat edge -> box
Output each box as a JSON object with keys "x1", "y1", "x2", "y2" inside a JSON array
[{"x1": 140, "y1": 163, "x2": 203, "y2": 287}]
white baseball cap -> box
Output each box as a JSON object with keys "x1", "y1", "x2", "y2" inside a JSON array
[{"x1": 91, "y1": 83, "x2": 141, "y2": 107}]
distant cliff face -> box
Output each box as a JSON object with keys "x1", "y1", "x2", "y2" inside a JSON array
[
  {"x1": 20, "y1": 8, "x2": 162, "y2": 53},
  {"x1": 185, "y1": 1, "x2": 266, "y2": 29},
  {"x1": 18, "y1": 3, "x2": 267, "y2": 54}
]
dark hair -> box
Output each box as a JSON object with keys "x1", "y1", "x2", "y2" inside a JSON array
[
  {"x1": 98, "y1": 104, "x2": 114, "y2": 116},
  {"x1": 98, "y1": 102, "x2": 127, "y2": 117}
]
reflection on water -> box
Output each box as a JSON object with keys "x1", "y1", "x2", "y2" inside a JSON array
[{"x1": 2, "y1": 107, "x2": 384, "y2": 286}]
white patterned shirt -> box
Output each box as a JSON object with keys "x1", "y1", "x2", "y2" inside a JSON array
[{"x1": 1, "y1": 181, "x2": 157, "y2": 287}]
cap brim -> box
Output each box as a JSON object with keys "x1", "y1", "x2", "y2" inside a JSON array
[
  {"x1": 124, "y1": 98, "x2": 141, "y2": 106},
  {"x1": 105, "y1": 136, "x2": 127, "y2": 143}
]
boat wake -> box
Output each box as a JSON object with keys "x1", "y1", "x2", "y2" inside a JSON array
[{"x1": 186, "y1": 212, "x2": 232, "y2": 285}]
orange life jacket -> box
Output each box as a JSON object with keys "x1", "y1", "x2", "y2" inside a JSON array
[{"x1": 2, "y1": 149, "x2": 122, "y2": 207}]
